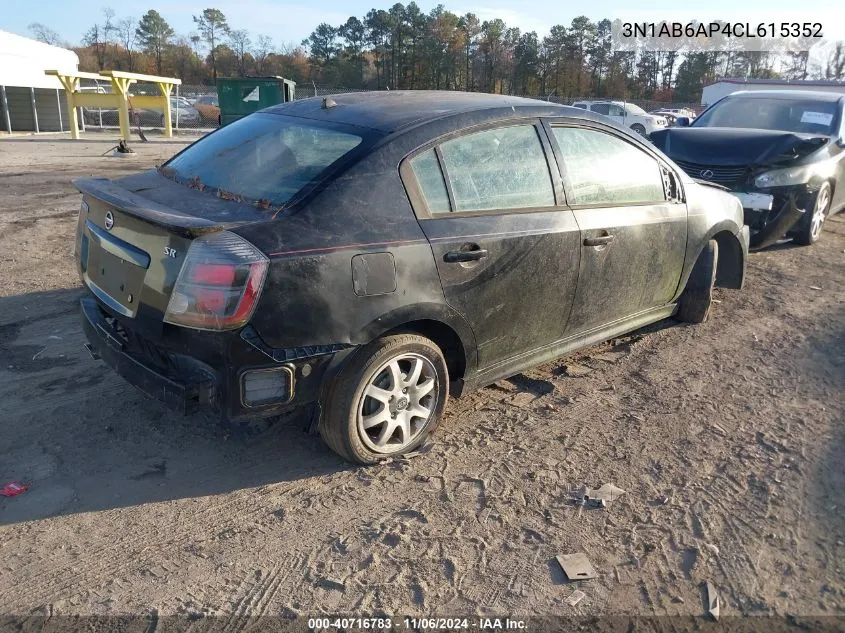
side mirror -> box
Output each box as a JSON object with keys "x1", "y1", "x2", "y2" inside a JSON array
[{"x1": 676, "y1": 117, "x2": 691, "y2": 127}]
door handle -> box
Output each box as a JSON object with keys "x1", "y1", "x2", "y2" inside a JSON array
[
  {"x1": 444, "y1": 247, "x2": 488, "y2": 263},
  {"x1": 583, "y1": 234, "x2": 615, "y2": 247}
]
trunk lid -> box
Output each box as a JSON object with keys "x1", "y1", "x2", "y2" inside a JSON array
[{"x1": 74, "y1": 172, "x2": 269, "y2": 321}]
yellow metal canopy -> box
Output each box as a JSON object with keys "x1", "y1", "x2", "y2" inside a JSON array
[{"x1": 45, "y1": 69, "x2": 182, "y2": 140}]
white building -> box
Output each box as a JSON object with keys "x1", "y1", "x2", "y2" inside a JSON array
[
  {"x1": 702, "y1": 78, "x2": 845, "y2": 106},
  {"x1": 0, "y1": 29, "x2": 80, "y2": 133}
]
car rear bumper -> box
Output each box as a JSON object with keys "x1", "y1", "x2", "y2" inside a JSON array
[
  {"x1": 81, "y1": 296, "x2": 218, "y2": 414},
  {"x1": 80, "y1": 295, "x2": 345, "y2": 422}
]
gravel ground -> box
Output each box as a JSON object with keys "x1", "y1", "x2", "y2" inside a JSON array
[{"x1": 0, "y1": 134, "x2": 843, "y2": 627}]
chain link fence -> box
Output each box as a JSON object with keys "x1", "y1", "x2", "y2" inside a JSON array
[
  {"x1": 75, "y1": 81, "x2": 704, "y2": 138},
  {"x1": 77, "y1": 80, "x2": 219, "y2": 136}
]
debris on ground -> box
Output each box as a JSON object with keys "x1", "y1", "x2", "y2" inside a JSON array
[
  {"x1": 809, "y1": 286, "x2": 822, "y2": 291},
  {"x1": 1, "y1": 481, "x2": 28, "y2": 497},
  {"x1": 572, "y1": 483, "x2": 626, "y2": 508},
  {"x1": 565, "y1": 589, "x2": 587, "y2": 606},
  {"x1": 562, "y1": 363, "x2": 593, "y2": 377},
  {"x1": 509, "y1": 392, "x2": 536, "y2": 407},
  {"x1": 704, "y1": 543, "x2": 720, "y2": 556},
  {"x1": 711, "y1": 423, "x2": 729, "y2": 436},
  {"x1": 591, "y1": 351, "x2": 627, "y2": 364},
  {"x1": 556, "y1": 553, "x2": 598, "y2": 581},
  {"x1": 704, "y1": 581, "x2": 720, "y2": 621}
]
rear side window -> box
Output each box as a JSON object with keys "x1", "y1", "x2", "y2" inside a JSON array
[
  {"x1": 164, "y1": 113, "x2": 363, "y2": 206},
  {"x1": 572, "y1": 103, "x2": 587, "y2": 109},
  {"x1": 552, "y1": 127, "x2": 665, "y2": 206},
  {"x1": 438, "y1": 125, "x2": 555, "y2": 212},
  {"x1": 409, "y1": 150, "x2": 450, "y2": 214}
]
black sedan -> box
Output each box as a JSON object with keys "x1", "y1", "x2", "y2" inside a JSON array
[
  {"x1": 73, "y1": 91, "x2": 748, "y2": 463},
  {"x1": 651, "y1": 90, "x2": 845, "y2": 249}
]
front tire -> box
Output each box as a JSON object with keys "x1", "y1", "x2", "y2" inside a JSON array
[
  {"x1": 793, "y1": 182, "x2": 831, "y2": 246},
  {"x1": 631, "y1": 123, "x2": 646, "y2": 136},
  {"x1": 319, "y1": 334, "x2": 449, "y2": 464},
  {"x1": 676, "y1": 240, "x2": 718, "y2": 324}
]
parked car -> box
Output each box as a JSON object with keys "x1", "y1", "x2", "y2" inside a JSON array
[
  {"x1": 193, "y1": 94, "x2": 221, "y2": 123},
  {"x1": 651, "y1": 90, "x2": 845, "y2": 248},
  {"x1": 80, "y1": 86, "x2": 117, "y2": 126},
  {"x1": 572, "y1": 100, "x2": 668, "y2": 136},
  {"x1": 126, "y1": 98, "x2": 202, "y2": 128},
  {"x1": 651, "y1": 110, "x2": 678, "y2": 126},
  {"x1": 84, "y1": 97, "x2": 201, "y2": 128},
  {"x1": 73, "y1": 91, "x2": 748, "y2": 464}
]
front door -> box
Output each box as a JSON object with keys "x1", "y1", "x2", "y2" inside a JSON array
[
  {"x1": 545, "y1": 121, "x2": 688, "y2": 334},
  {"x1": 402, "y1": 122, "x2": 582, "y2": 370}
]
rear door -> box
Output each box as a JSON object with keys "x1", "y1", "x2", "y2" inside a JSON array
[
  {"x1": 401, "y1": 121, "x2": 582, "y2": 370},
  {"x1": 544, "y1": 120, "x2": 688, "y2": 334}
]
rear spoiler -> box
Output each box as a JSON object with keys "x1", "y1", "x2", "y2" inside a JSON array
[{"x1": 73, "y1": 177, "x2": 227, "y2": 238}]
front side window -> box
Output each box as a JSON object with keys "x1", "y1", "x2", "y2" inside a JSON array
[
  {"x1": 437, "y1": 125, "x2": 555, "y2": 212},
  {"x1": 607, "y1": 104, "x2": 625, "y2": 117},
  {"x1": 552, "y1": 126, "x2": 665, "y2": 206},
  {"x1": 590, "y1": 103, "x2": 610, "y2": 115}
]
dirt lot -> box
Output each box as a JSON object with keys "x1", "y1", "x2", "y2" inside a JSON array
[{"x1": 0, "y1": 134, "x2": 843, "y2": 626}]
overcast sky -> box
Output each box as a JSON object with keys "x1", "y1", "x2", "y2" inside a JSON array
[{"x1": 3, "y1": 0, "x2": 842, "y2": 51}]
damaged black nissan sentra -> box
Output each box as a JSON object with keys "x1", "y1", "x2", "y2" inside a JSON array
[
  {"x1": 75, "y1": 91, "x2": 748, "y2": 464},
  {"x1": 651, "y1": 90, "x2": 845, "y2": 249}
]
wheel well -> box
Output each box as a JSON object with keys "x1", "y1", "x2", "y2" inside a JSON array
[
  {"x1": 711, "y1": 230, "x2": 744, "y2": 289},
  {"x1": 386, "y1": 319, "x2": 467, "y2": 381}
]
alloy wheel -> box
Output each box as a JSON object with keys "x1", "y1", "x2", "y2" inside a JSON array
[
  {"x1": 356, "y1": 353, "x2": 438, "y2": 453},
  {"x1": 810, "y1": 185, "x2": 831, "y2": 240}
]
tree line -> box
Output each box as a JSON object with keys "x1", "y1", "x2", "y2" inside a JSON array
[{"x1": 29, "y1": 5, "x2": 845, "y2": 103}]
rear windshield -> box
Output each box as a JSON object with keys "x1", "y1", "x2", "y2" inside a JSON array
[
  {"x1": 693, "y1": 96, "x2": 839, "y2": 135},
  {"x1": 163, "y1": 113, "x2": 364, "y2": 206}
]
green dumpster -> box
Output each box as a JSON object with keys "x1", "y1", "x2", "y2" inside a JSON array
[{"x1": 216, "y1": 76, "x2": 296, "y2": 125}]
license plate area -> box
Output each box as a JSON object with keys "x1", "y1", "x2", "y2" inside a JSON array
[
  {"x1": 85, "y1": 248, "x2": 146, "y2": 317},
  {"x1": 734, "y1": 192, "x2": 773, "y2": 210}
]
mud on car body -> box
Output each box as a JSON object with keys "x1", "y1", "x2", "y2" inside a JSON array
[
  {"x1": 651, "y1": 90, "x2": 845, "y2": 249},
  {"x1": 75, "y1": 91, "x2": 749, "y2": 464}
]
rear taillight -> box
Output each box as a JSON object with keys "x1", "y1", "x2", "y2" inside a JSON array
[{"x1": 164, "y1": 231, "x2": 268, "y2": 331}]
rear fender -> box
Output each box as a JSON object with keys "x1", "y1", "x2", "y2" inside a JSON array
[{"x1": 316, "y1": 302, "x2": 479, "y2": 402}]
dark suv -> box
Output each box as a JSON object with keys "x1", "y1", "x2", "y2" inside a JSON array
[{"x1": 75, "y1": 91, "x2": 748, "y2": 463}]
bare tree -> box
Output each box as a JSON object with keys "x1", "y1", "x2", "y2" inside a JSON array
[
  {"x1": 28, "y1": 23, "x2": 66, "y2": 46},
  {"x1": 253, "y1": 34, "x2": 274, "y2": 74},
  {"x1": 118, "y1": 17, "x2": 138, "y2": 71},
  {"x1": 102, "y1": 8, "x2": 116, "y2": 67},
  {"x1": 229, "y1": 29, "x2": 252, "y2": 76}
]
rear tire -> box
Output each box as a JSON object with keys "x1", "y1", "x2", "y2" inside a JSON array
[
  {"x1": 319, "y1": 334, "x2": 449, "y2": 464},
  {"x1": 676, "y1": 240, "x2": 718, "y2": 324},
  {"x1": 793, "y1": 181, "x2": 831, "y2": 246}
]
